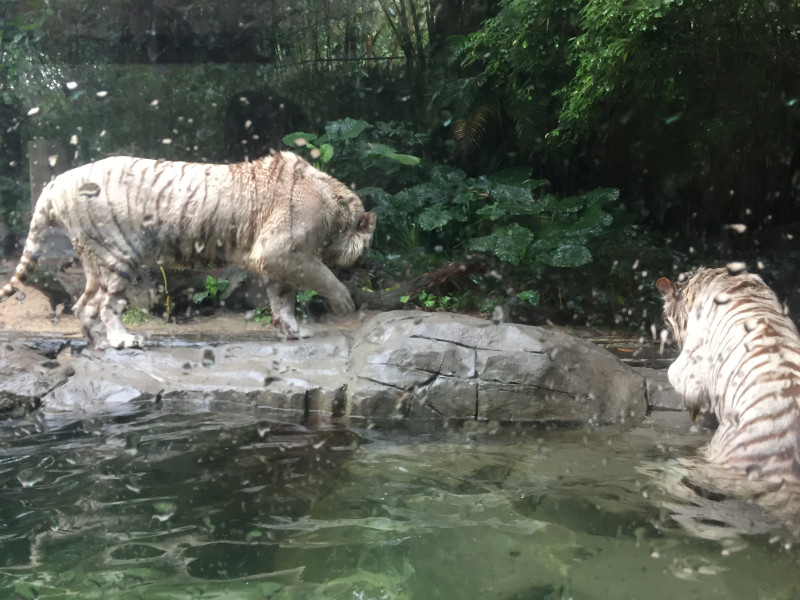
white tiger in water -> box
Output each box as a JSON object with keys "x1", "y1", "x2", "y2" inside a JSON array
[
  {"x1": 656, "y1": 267, "x2": 800, "y2": 483},
  {"x1": 0, "y1": 152, "x2": 377, "y2": 349}
]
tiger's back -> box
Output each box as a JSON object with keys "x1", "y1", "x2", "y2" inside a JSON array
[{"x1": 657, "y1": 267, "x2": 800, "y2": 482}]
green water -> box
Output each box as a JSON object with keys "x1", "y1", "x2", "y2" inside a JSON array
[{"x1": 0, "y1": 400, "x2": 798, "y2": 600}]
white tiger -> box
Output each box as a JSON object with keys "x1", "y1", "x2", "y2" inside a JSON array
[
  {"x1": 656, "y1": 267, "x2": 800, "y2": 483},
  {"x1": 0, "y1": 152, "x2": 377, "y2": 349}
]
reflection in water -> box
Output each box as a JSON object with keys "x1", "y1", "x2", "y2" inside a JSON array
[{"x1": 0, "y1": 405, "x2": 798, "y2": 599}]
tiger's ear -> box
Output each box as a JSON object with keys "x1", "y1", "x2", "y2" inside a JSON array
[{"x1": 655, "y1": 277, "x2": 675, "y2": 298}]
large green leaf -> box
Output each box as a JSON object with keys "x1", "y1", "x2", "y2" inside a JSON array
[
  {"x1": 488, "y1": 167, "x2": 548, "y2": 191},
  {"x1": 282, "y1": 131, "x2": 318, "y2": 148},
  {"x1": 547, "y1": 243, "x2": 592, "y2": 267},
  {"x1": 465, "y1": 232, "x2": 499, "y2": 253},
  {"x1": 325, "y1": 118, "x2": 370, "y2": 141},
  {"x1": 367, "y1": 143, "x2": 421, "y2": 166},
  {"x1": 418, "y1": 205, "x2": 455, "y2": 230},
  {"x1": 541, "y1": 193, "x2": 586, "y2": 213},
  {"x1": 580, "y1": 187, "x2": 620, "y2": 207},
  {"x1": 570, "y1": 202, "x2": 613, "y2": 237},
  {"x1": 430, "y1": 165, "x2": 468, "y2": 186},
  {"x1": 495, "y1": 223, "x2": 534, "y2": 265},
  {"x1": 322, "y1": 143, "x2": 336, "y2": 162}
]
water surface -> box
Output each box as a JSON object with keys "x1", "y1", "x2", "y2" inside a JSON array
[{"x1": 1, "y1": 400, "x2": 798, "y2": 599}]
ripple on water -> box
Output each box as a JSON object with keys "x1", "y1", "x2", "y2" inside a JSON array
[{"x1": 0, "y1": 408, "x2": 797, "y2": 599}]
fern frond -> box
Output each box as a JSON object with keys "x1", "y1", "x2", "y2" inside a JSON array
[{"x1": 452, "y1": 100, "x2": 499, "y2": 156}]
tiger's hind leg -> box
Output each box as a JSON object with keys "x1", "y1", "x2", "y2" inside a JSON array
[
  {"x1": 74, "y1": 255, "x2": 141, "y2": 349},
  {"x1": 73, "y1": 263, "x2": 107, "y2": 347},
  {"x1": 98, "y1": 270, "x2": 143, "y2": 349}
]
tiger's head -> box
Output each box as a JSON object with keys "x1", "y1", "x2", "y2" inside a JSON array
[
  {"x1": 324, "y1": 188, "x2": 377, "y2": 268},
  {"x1": 656, "y1": 266, "x2": 753, "y2": 349}
]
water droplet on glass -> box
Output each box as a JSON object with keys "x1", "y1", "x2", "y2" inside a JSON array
[
  {"x1": 202, "y1": 348, "x2": 215, "y2": 368},
  {"x1": 726, "y1": 261, "x2": 747, "y2": 275},
  {"x1": 17, "y1": 468, "x2": 44, "y2": 487},
  {"x1": 310, "y1": 148, "x2": 321, "y2": 159},
  {"x1": 293, "y1": 137, "x2": 307, "y2": 147},
  {"x1": 152, "y1": 501, "x2": 177, "y2": 522},
  {"x1": 714, "y1": 292, "x2": 732, "y2": 305}
]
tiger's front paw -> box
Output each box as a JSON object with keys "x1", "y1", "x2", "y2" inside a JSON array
[{"x1": 329, "y1": 293, "x2": 356, "y2": 315}]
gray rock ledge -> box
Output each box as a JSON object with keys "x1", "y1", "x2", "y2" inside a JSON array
[{"x1": 0, "y1": 311, "x2": 658, "y2": 425}]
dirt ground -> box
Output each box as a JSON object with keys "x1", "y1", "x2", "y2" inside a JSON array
[{"x1": 0, "y1": 279, "x2": 376, "y2": 343}]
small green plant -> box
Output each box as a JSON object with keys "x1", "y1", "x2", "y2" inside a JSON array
[
  {"x1": 295, "y1": 289, "x2": 319, "y2": 319},
  {"x1": 193, "y1": 276, "x2": 229, "y2": 304},
  {"x1": 516, "y1": 289, "x2": 540, "y2": 306},
  {"x1": 401, "y1": 290, "x2": 456, "y2": 311},
  {"x1": 122, "y1": 307, "x2": 151, "y2": 326},
  {"x1": 252, "y1": 306, "x2": 272, "y2": 323}
]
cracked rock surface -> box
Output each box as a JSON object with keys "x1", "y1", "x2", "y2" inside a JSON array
[
  {"x1": 0, "y1": 310, "x2": 661, "y2": 426},
  {"x1": 348, "y1": 311, "x2": 648, "y2": 424}
]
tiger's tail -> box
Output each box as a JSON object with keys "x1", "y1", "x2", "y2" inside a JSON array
[{"x1": 0, "y1": 190, "x2": 55, "y2": 302}]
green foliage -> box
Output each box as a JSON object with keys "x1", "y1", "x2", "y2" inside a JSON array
[
  {"x1": 516, "y1": 289, "x2": 540, "y2": 306},
  {"x1": 370, "y1": 158, "x2": 619, "y2": 276},
  {"x1": 401, "y1": 290, "x2": 457, "y2": 311},
  {"x1": 252, "y1": 306, "x2": 272, "y2": 323},
  {"x1": 454, "y1": 0, "x2": 581, "y2": 155},
  {"x1": 284, "y1": 119, "x2": 421, "y2": 177},
  {"x1": 121, "y1": 307, "x2": 150, "y2": 326},
  {"x1": 193, "y1": 276, "x2": 229, "y2": 304},
  {"x1": 294, "y1": 289, "x2": 319, "y2": 319}
]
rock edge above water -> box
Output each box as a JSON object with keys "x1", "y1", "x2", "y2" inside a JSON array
[{"x1": 0, "y1": 310, "x2": 681, "y2": 424}]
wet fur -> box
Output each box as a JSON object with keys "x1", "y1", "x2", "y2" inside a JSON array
[{"x1": 657, "y1": 268, "x2": 800, "y2": 482}]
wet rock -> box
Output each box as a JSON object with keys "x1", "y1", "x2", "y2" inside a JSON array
[
  {"x1": 637, "y1": 367, "x2": 684, "y2": 411},
  {"x1": 0, "y1": 310, "x2": 651, "y2": 426},
  {"x1": 347, "y1": 312, "x2": 648, "y2": 425}
]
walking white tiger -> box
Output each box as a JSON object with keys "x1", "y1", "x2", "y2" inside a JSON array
[
  {"x1": 656, "y1": 267, "x2": 800, "y2": 483},
  {"x1": 0, "y1": 152, "x2": 377, "y2": 349}
]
